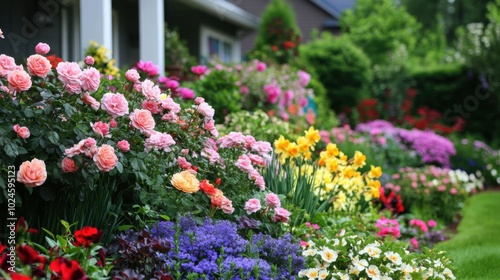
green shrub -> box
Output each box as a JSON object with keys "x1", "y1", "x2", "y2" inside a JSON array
[
  {"x1": 308, "y1": 76, "x2": 339, "y2": 130},
  {"x1": 191, "y1": 69, "x2": 241, "y2": 124},
  {"x1": 300, "y1": 33, "x2": 372, "y2": 113}
]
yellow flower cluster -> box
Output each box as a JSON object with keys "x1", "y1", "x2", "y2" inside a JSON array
[
  {"x1": 85, "y1": 41, "x2": 120, "y2": 76},
  {"x1": 274, "y1": 127, "x2": 383, "y2": 213}
]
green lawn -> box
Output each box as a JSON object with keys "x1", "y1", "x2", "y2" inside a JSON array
[{"x1": 435, "y1": 192, "x2": 500, "y2": 280}]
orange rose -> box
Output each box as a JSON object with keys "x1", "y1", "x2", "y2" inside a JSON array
[
  {"x1": 17, "y1": 159, "x2": 47, "y2": 187},
  {"x1": 129, "y1": 109, "x2": 155, "y2": 135},
  {"x1": 171, "y1": 170, "x2": 200, "y2": 193},
  {"x1": 93, "y1": 144, "x2": 118, "y2": 172},
  {"x1": 8, "y1": 69, "x2": 32, "y2": 92}
]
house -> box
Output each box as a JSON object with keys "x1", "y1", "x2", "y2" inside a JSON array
[
  {"x1": 0, "y1": 0, "x2": 259, "y2": 72},
  {"x1": 230, "y1": 0, "x2": 356, "y2": 54}
]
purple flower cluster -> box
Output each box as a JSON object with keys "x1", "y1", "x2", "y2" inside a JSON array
[
  {"x1": 149, "y1": 215, "x2": 304, "y2": 279},
  {"x1": 397, "y1": 129, "x2": 456, "y2": 167},
  {"x1": 356, "y1": 120, "x2": 456, "y2": 167}
]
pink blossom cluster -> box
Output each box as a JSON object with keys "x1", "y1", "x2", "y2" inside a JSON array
[
  {"x1": 134, "y1": 60, "x2": 160, "y2": 77},
  {"x1": 63, "y1": 138, "x2": 118, "y2": 172},
  {"x1": 375, "y1": 216, "x2": 401, "y2": 238},
  {"x1": 13, "y1": 124, "x2": 30, "y2": 139},
  {"x1": 57, "y1": 61, "x2": 100, "y2": 94},
  {"x1": 410, "y1": 219, "x2": 437, "y2": 233},
  {"x1": 244, "y1": 193, "x2": 291, "y2": 223},
  {"x1": 218, "y1": 132, "x2": 272, "y2": 190},
  {"x1": 387, "y1": 166, "x2": 462, "y2": 195}
]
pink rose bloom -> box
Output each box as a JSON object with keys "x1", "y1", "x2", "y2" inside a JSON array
[
  {"x1": 64, "y1": 140, "x2": 86, "y2": 157},
  {"x1": 197, "y1": 102, "x2": 215, "y2": 119},
  {"x1": 91, "y1": 121, "x2": 110, "y2": 138},
  {"x1": 110, "y1": 119, "x2": 118, "y2": 128},
  {"x1": 81, "y1": 67, "x2": 100, "y2": 93},
  {"x1": 0, "y1": 29, "x2": 4, "y2": 39},
  {"x1": 117, "y1": 140, "x2": 130, "y2": 152},
  {"x1": 130, "y1": 109, "x2": 155, "y2": 135},
  {"x1": 215, "y1": 64, "x2": 223, "y2": 71},
  {"x1": 191, "y1": 65, "x2": 207, "y2": 75},
  {"x1": 8, "y1": 70, "x2": 32, "y2": 92},
  {"x1": 0, "y1": 55, "x2": 22, "y2": 78},
  {"x1": 437, "y1": 185, "x2": 446, "y2": 192},
  {"x1": 161, "y1": 97, "x2": 181, "y2": 113},
  {"x1": 93, "y1": 144, "x2": 118, "y2": 172},
  {"x1": 273, "y1": 207, "x2": 291, "y2": 223},
  {"x1": 163, "y1": 78, "x2": 179, "y2": 90},
  {"x1": 12, "y1": 124, "x2": 20, "y2": 132},
  {"x1": 298, "y1": 70, "x2": 311, "y2": 87},
  {"x1": 81, "y1": 93, "x2": 100, "y2": 110},
  {"x1": 142, "y1": 100, "x2": 162, "y2": 114},
  {"x1": 204, "y1": 119, "x2": 215, "y2": 131},
  {"x1": 194, "y1": 97, "x2": 205, "y2": 105},
  {"x1": 209, "y1": 127, "x2": 219, "y2": 138},
  {"x1": 254, "y1": 175, "x2": 266, "y2": 190},
  {"x1": 135, "y1": 60, "x2": 159, "y2": 77},
  {"x1": 101, "y1": 92, "x2": 129, "y2": 118},
  {"x1": 17, "y1": 158, "x2": 47, "y2": 187},
  {"x1": 256, "y1": 62, "x2": 266, "y2": 72},
  {"x1": 84, "y1": 56, "x2": 95, "y2": 66},
  {"x1": 181, "y1": 149, "x2": 189, "y2": 155},
  {"x1": 240, "y1": 86, "x2": 249, "y2": 95},
  {"x1": 236, "y1": 154, "x2": 254, "y2": 173},
  {"x1": 450, "y1": 188, "x2": 458, "y2": 195},
  {"x1": 251, "y1": 141, "x2": 273, "y2": 155},
  {"x1": 161, "y1": 111, "x2": 179, "y2": 122},
  {"x1": 177, "y1": 157, "x2": 192, "y2": 169},
  {"x1": 202, "y1": 147, "x2": 221, "y2": 164},
  {"x1": 221, "y1": 197, "x2": 235, "y2": 214},
  {"x1": 218, "y1": 132, "x2": 246, "y2": 148},
  {"x1": 263, "y1": 83, "x2": 280, "y2": 104},
  {"x1": 145, "y1": 131, "x2": 176, "y2": 152},
  {"x1": 244, "y1": 198, "x2": 262, "y2": 214},
  {"x1": 133, "y1": 83, "x2": 142, "y2": 92},
  {"x1": 265, "y1": 193, "x2": 281, "y2": 208},
  {"x1": 125, "y1": 69, "x2": 140, "y2": 83},
  {"x1": 410, "y1": 238, "x2": 419, "y2": 249},
  {"x1": 61, "y1": 157, "x2": 78, "y2": 173},
  {"x1": 27, "y1": 54, "x2": 51, "y2": 78},
  {"x1": 428, "y1": 220, "x2": 437, "y2": 227},
  {"x1": 177, "y1": 87, "x2": 195, "y2": 99},
  {"x1": 56, "y1": 62, "x2": 82, "y2": 94},
  {"x1": 35, "y1": 43, "x2": 50, "y2": 55},
  {"x1": 141, "y1": 79, "x2": 161, "y2": 100},
  {"x1": 248, "y1": 154, "x2": 266, "y2": 167},
  {"x1": 16, "y1": 126, "x2": 30, "y2": 139}
]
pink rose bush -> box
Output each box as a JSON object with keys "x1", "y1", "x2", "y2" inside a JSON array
[{"x1": 0, "y1": 45, "x2": 276, "y2": 234}]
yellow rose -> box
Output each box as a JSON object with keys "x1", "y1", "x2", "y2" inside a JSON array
[{"x1": 171, "y1": 170, "x2": 200, "y2": 193}]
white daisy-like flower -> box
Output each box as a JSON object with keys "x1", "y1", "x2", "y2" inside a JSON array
[
  {"x1": 338, "y1": 272, "x2": 350, "y2": 280},
  {"x1": 384, "y1": 251, "x2": 402, "y2": 265},
  {"x1": 361, "y1": 243, "x2": 382, "y2": 258},
  {"x1": 352, "y1": 258, "x2": 369, "y2": 271},
  {"x1": 306, "y1": 268, "x2": 320, "y2": 280},
  {"x1": 319, "y1": 247, "x2": 338, "y2": 263},
  {"x1": 401, "y1": 263, "x2": 414, "y2": 275},
  {"x1": 442, "y1": 268, "x2": 455, "y2": 279},
  {"x1": 366, "y1": 265, "x2": 381, "y2": 279},
  {"x1": 318, "y1": 269, "x2": 329, "y2": 279},
  {"x1": 303, "y1": 248, "x2": 317, "y2": 257}
]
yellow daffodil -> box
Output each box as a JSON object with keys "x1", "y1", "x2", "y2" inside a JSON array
[
  {"x1": 274, "y1": 135, "x2": 290, "y2": 155},
  {"x1": 353, "y1": 151, "x2": 366, "y2": 168},
  {"x1": 369, "y1": 165, "x2": 383, "y2": 178},
  {"x1": 305, "y1": 126, "x2": 320, "y2": 146},
  {"x1": 326, "y1": 143, "x2": 339, "y2": 157}
]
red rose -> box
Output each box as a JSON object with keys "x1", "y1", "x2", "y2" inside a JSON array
[
  {"x1": 17, "y1": 244, "x2": 46, "y2": 265},
  {"x1": 50, "y1": 257, "x2": 89, "y2": 280}
]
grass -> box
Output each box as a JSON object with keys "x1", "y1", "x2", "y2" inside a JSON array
[{"x1": 435, "y1": 192, "x2": 500, "y2": 280}]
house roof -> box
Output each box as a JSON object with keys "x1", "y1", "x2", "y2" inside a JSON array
[
  {"x1": 180, "y1": 0, "x2": 260, "y2": 30},
  {"x1": 310, "y1": 0, "x2": 355, "y2": 19}
]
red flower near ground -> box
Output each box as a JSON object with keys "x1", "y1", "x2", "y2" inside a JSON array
[
  {"x1": 199, "y1": 179, "x2": 217, "y2": 197},
  {"x1": 50, "y1": 257, "x2": 89, "y2": 280},
  {"x1": 283, "y1": 41, "x2": 296, "y2": 50},
  {"x1": 73, "y1": 226, "x2": 103, "y2": 248},
  {"x1": 16, "y1": 244, "x2": 46, "y2": 266},
  {"x1": 10, "y1": 273, "x2": 32, "y2": 280},
  {"x1": 379, "y1": 187, "x2": 405, "y2": 214}
]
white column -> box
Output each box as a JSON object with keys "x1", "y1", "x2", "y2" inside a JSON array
[
  {"x1": 139, "y1": 0, "x2": 165, "y2": 75},
  {"x1": 79, "y1": 0, "x2": 113, "y2": 58}
]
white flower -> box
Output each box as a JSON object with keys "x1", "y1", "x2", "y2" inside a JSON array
[
  {"x1": 338, "y1": 272, "x2": 350, "y2": 280},
  {"x1": 401, "y1": 263, "x2": 414, "y2": 275},
  {"x1": 384, "y1": 251, "x2": 402, "y2": 265},
  {"x1": 352, "y1": 258, "x2": 369, "y2": 271},
  {"x1": 366, "y1": 265, "x2": 381, "y2": 279},
  {"x1": 491, "y1": 169, "x2": 498, "y2": 176},
  {"x1": 303, "y1": 248, "x2": 317, "y2": 257},
  {"x1": 361, "y1": 243, "x2": 382, "y2": 258},
  {"x1": 318, "y1": 269, "x2": 329, "y2": 279},
  {"x1": 442, "y1": 268, "x2": 455, "y2": 279},
  {"x1": 306, "y1": 268, "x2": 320, "y2": 279},
  {"x1": 319, "y1": 247, "x2": 338, "y2": 263},
  {"x1": 380, "y1": 275, "x2": 392, "y2": 280}
]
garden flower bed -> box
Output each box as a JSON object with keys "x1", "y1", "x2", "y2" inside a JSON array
[{"x1": 0, "y1": 42, "x2": 489, "y2": 280}]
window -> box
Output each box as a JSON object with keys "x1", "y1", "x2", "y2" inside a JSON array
[{"x1": 200, "y1": 25, "x2": 240, "y2": 63}]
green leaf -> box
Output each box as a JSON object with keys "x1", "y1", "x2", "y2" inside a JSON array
[
  {"x1": 63, "y1": 103, "x2": 77, "y2": 118},
  {"x1": 4, "y1": 142, "x2": 18, "y2": 158},
  {"x1": 17, "y1": 146, "x2": 28, "y2": 155},
  {"x1": 117, "y1": 224, "x2": 134, "y2": 231},
  {"x1": 47, "y1": 131, "x2": 60, "y2": 145},
  {"x1": 115, "y1": 161, "x2": 123, "y2": 173},
  {"x1": 23, "y1": 108, "x2": 34, "y2": 118}
]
